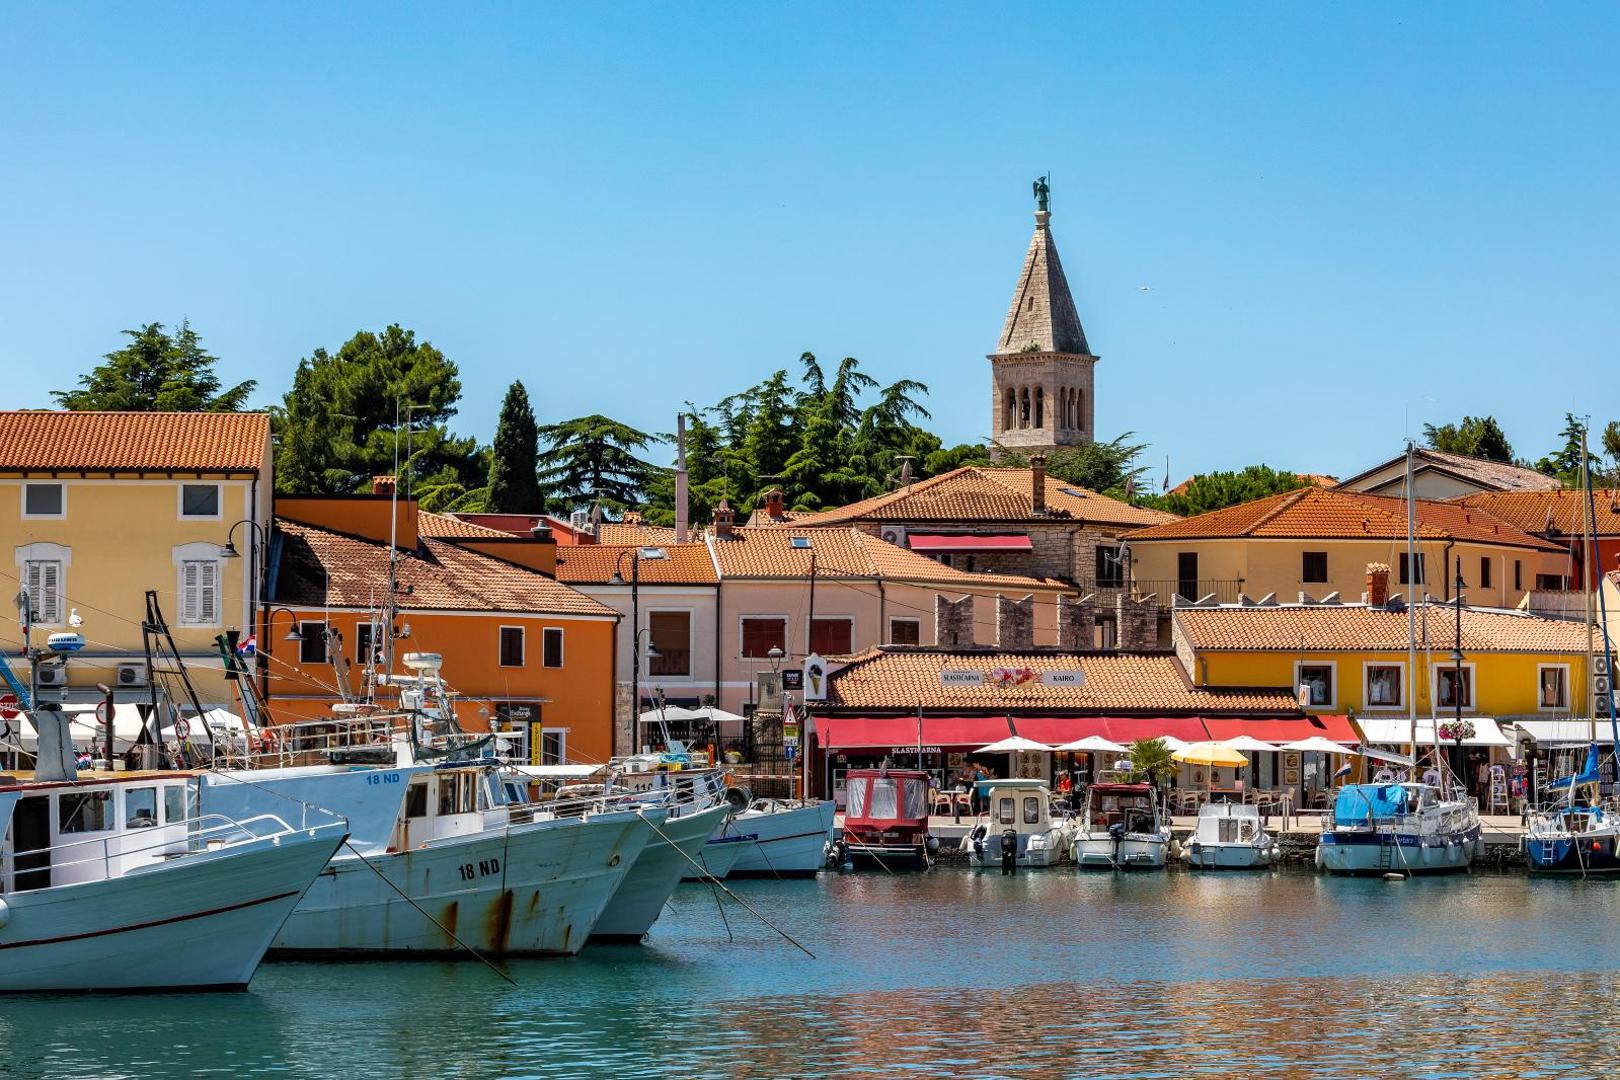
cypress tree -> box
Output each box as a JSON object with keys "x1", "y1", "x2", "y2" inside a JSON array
[{"x1": 487, "y1": 380, "x2": 542, "y2": 512}]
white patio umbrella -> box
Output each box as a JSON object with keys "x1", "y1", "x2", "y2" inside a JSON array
[
  {"x1": 1279, "y1": 736, "x2": 1360, "y2": 755},
  {"x1": 1221, "y1": 735, "x2": 1282, "y2": 753},
  {"x1": 975, "y1": 735, "x2": 1054, "y2": 753},
  {"x1": 1156, "y1": 735, "x2": 1192, "y2": 753},
  {"x1": 637, "y1": 705, "x2": 703, "y2": 724},
  {"x1": 1054, "y1": 735, "x2": 1128, "y2": 754}
]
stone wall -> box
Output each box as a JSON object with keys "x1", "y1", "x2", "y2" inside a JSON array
[
  {"x1": 996, "y1": 594, "x2": 1034, "y2": 649},
  {"x1": 936, "y1": 594, "x2": 975, "y2": 646},
  {"x1": 1057, "y1": 593, "x2": 1096, "y2": 650},
  {"x1": 614, "y1": 681, "x2": 633, "y2": 756},
  {"x1": 1117, "y1": 593, "x2": 1159, "y2": 651}
]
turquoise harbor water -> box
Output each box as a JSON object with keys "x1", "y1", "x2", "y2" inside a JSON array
[{"x1": 8, "y1": 868, "x2": 1620, "y2": 1078}]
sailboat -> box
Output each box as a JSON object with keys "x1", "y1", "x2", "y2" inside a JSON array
[
  {"x1": 1524, "y1": 426, "x2": 1620, "y2": 874},
  {"x1": 1318, "y1": 442, "x2": 1483, "y2": 875}
]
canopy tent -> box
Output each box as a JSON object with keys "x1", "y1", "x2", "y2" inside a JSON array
[
  {"x1": 637, "y1": 706, "x2": 704, "y2": 724},
  {"x1": 1279, "y1": 736, "x2": 1361, "y2": 756},
  {"x1": 816, "y1": 715, "x2": 1221, "y2": 752},
  {"x1": 1202, "y1": 715, "x2": 1360, "y2": 745},
  {"x1": 1358, "y1": 717, "x2": 1513, "y2": 748},
  {"x1": 1221, "y1": 735, "x2": 1281, "y2": 753},
  {"x1": 1054, "y1": 735, "x2": 1128, "y2": 754},
  {"x1": 975, "y1": 736, "x2": 1054, "y2": 754}
]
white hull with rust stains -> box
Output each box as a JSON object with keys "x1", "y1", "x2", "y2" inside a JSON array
[
  {"x1": 590, "y1": 802, "x2": 731, "y2": 942},
  {"x1": 271, "y1": 809, "x2": 654, "y2": 956}
]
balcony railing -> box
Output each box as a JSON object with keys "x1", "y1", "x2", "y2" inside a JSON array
[{"x1": 1122, "y1": 579, "x2": 1246, "y2": 609}]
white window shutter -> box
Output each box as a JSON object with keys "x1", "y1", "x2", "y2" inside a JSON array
[
  {"x1": 181, "y1": 562, "x2": 200, "y2": 624},
  {"x1": 200, "y1": 561, "x2": 218, "y2": 624},
  {"x1": 26, "y1": 561, "x2": 61, "y2": 624}
]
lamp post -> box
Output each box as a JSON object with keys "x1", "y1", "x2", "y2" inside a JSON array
[
  {"x1": 1448, "y1": 557, "x2": 1467, "y2": 784},
  {"x1": 611, "y1": 546, "x2": 668, "y2": 727},
  {"x1": 219, "y1": 519, "x2": 267, "y2": 644}
]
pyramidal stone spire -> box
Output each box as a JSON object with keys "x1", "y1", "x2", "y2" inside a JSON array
[{"x1": 989, "y1": 179, "x2": 1099, "y2": 454}]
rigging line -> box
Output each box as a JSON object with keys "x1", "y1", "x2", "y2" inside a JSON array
[{"x1": 634, "y1": 808, "x2": 815, "y2": 959}]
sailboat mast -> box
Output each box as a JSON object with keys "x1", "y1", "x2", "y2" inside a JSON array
[
  {"x1": 1580, "y1": 425, "x2": 1597, "y2": 743},
  {"x1": 1406, "y1": 441, "x2": 1419, "y2": 766}
]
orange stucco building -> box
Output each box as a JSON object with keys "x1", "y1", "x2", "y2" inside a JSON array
[{"x1": 264, "y1": 495, "x2": 620, "y2": 767}]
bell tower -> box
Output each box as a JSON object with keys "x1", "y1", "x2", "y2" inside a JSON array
[{"x1": 989, "y1": 178, "x2": 1098, "y2": 454}]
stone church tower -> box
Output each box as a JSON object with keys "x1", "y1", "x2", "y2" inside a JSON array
[{"x1": 989, "y1": 183, "x2": 1098, "y2": 454}]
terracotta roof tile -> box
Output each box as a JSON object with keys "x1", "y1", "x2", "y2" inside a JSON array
[
  {"x1": 553, "y1": 543, "x2": 718, "y2": 585},
  {"x1": 416, "y1": 511, "x2": 516, "y2": 539},
  {"x1": 1124, "y1": 486, "x2": 1562, "y2": 551},
  {"x1": 0, "y1": 411, "x2": 269, "y2": 472},
  {"x1": 1337, "y1": 448, "x2": 1560, "y2": 493},
  {"x1": 706, "y1": 527, "x2": 1068, "y2": 591},
  {"x1": 784, "y1": 467, "x2": 1174, "y2": 529},
  {"x1": 273, "y1": 519, "x2": 616, "y2": 617},
  {"x1": 1174, "y1": 603, "x2": 1591, "y2": 653},
  {"x1": 824, "y1": 648, "x2": 1300, "y2": 712},
  {"x1": 597, "y1": 522, "x2": 679, "y2": 545},
  {"x1": 1458, "y1": 489, "x2": 1620, "y2": 538}
]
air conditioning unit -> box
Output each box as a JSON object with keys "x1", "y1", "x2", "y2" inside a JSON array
[
  {"x1": 1597, "y1": 694, "x2": 1614, "y2": 718},
  {"x1": 33, "y1": 665, "x2": 67, "y2": 687},
  {"x1": 879, "y1": 525, "x2": 907, "y2": 547},
  {"x1": 1597, "y1": 655, "x2": 1613, "y2": 677},
  {"x1": 1597, "y1": 675, "x2": 1613, "y2": 697},
  {"x1": 116, "y1": 663, "x2": 147, "y2": 688}
]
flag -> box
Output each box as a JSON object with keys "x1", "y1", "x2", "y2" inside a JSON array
[
  {"x1": 1333, "y1": 761, "x2": 1352, "y2": 781},
  {"x1": 1162, "y1": 456, "x2": 1170, "y2": 492},
  {"x1": 237, "y1": 635, "x2": 257, "y2": 657}
]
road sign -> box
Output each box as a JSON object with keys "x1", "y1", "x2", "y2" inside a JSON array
[
  {"x1": 0, "y1": 693, "x2": 17, "y2": 720},
  {"x1": 784, "y1": 743, "x2": 797, "y2": 761},
  {"x1": 783, "y1": 722, "x2": 800, "y2": 740}
]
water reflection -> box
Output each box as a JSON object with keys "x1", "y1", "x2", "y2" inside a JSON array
[{"x1": 4, "y1": 870, "x2": 1620, "y2": 1078}]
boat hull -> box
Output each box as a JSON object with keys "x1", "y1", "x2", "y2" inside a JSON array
[
  {"x1": 1525, "y1": 832, "x2": 1620, "y2": 875},
  {"x1": 1317, "y1": 827, "x2": 1481, "y2": 875},
  {"x1": 726, "y1": 801, "x2": 836, "y2": 877},
  {"x1": 1186, "y1": 842, "x2": 1274, "y2": 870},
  {"x1": 590, "y1": 804, "x2": 730, "y2": 942},
  {"x1": 967, "y1": 828, "x2": 1069, "y2": 869},
  {"x1": 680, "y1": 833, "x2": 751, "y2": 881},
  {"x1": 271, "y1": 811, "x2": 651, "y2": 956},
  {"x1": 1073, "y1": 832, "x2": 1168, "y2": 871},
  {"x1": 0, "y1": 825, "x2": 343, "y2": 992}
]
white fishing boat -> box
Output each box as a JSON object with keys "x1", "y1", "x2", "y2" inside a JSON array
[
  {"x1": 681, "y1": 830, "x2": 754, "y2": 881},
  {"x1": 1184, "y1": 802, "x2": 1278, "y2": 870},
  {"x1": 1072, "y1": 782, "x2": 1171, "y2": 870},
  {"x1": 964, "y1": 779, "x2": 1074, "y2": 869},
  {"x1": 590, "y1": 800, "x2": 733, "y2": 941},
  {"x1": 723, "y1": 798, "x2": 836, "y2": 877},
  {"x1": 0, "y1": 765, "x2": 346, "y2": 991}
]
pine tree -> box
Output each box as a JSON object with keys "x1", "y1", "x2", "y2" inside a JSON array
[
  {"x1": 54, "y1": 321, "x2": 255, "y2": 412},
  {"x1": 486, "y1": 381, "x2": 542, "y2": 512},
  {"x1": 537, "y1": 415, "x2": 665, "y2": 513}
]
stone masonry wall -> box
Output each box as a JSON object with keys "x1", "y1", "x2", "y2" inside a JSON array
[
  {"x1": 936, "y1": 594, "x2": 975, "y2": 647},
  {"x1": 996, "y1": 594, "x2": 1035, "y2": 649},
  {"x1": 1116, "y1": 593, "x2": 1159, "y2": 651},
  {"x1": 1056, "y1": 593, "x2": 1096, "y2": 650}
]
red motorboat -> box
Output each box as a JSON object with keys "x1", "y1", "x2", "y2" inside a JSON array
[{"x1": 833, "y1": 768, "x2": 934, "y2": 869}]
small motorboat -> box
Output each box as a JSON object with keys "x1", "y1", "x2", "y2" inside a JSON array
[
  {"x1": 724, "y1": 798, "x2": 837, "y2": 877},
  {"x1": 964, "y1": 779, "x2": 1073, "y2": 869},
  {"x1": 1072, "y1": 782, "x2": 1171, "y2": 870},
  {"x1": 1184, "y1": 802, "x2": 1278, "y2": 870},
  {"x1": 830, "y1": 768, "x2": 935, "y2": 869}
]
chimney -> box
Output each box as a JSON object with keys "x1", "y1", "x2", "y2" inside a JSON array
[
  {"x1": 765, "y1": 488, "x2": 785, "y2": 521},
  {"x1": 1030, "y1": 454, "x2": 1047, "y2": 514},
  {"x1": 1365, "y1": 562, "x2": 1391, "y2": 608},
  {"x1": 712, "y1": 499, "x2": 735, "y2": 539},
  {"x1": 675, "y1": 412, "x2": 690, "y2": 544},
  {"x1": 372, "y1": 475, "x2": 397, "y2": 496}
]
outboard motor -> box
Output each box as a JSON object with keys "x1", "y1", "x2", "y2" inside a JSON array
[
  {"x1": 1108, "y1": 821, "x2": 1126, "y2": 870},
  {"x1": 1000, "y1": 827, "x2": 1018, "y2": 874},
  {"x1": 969, "y1": 823, "x2": 987, "y2": 863}
]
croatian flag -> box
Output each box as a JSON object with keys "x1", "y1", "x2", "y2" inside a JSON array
[
  {"x1": 1333, "y1": 761, "x2": 1353, "y2": 781},
  {"x1": 237, "y1": 635, "x2": 257, "y2": 657}
]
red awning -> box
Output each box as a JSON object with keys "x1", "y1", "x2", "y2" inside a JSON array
[
  {"x1": 1202, "y1": 715, "x2": 1359, "y2": 745},
  {"x1": 906, "y1": 533, "x2": 1033, "y2": 553},
  {"x1": 817, "y1": 716, "x2": 1215, "y2": 751}
]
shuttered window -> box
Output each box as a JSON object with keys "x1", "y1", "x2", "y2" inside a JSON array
[
  {"x1": 179, "y1": 560, "x2": 220, "y2": 625},
  {"x1": 809, "y1": 617, "x2": 852, "y2": 655},
  {"x1": 23, "y1": 560, "x2": 63, "y2": 625},
  {"x1": 741, "y1": 617, "x2": 787, "y2": 658},
  {"x1": 542, "y1": 628, "x2": 564, "y2": 668}
]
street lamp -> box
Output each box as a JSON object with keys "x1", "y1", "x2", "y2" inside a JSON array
[
  {"x1": 610, "y1": 546, "x2": 668, "y2": 725},
  {"x1": 219, "y1": 519, "x2": 267, "y2": 633},
  {"x1": 267, "y1": 606, "x2": 305, "y2": 643}
]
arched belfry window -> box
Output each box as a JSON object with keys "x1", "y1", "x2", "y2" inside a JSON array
[
  {"x1": 1004, "y1": 388, "x2": 1016, "y2": 432},
  {"x1": 1034, "y1": 386, "x2": 1044, "y2": 429},
  {"x1": 1019, "y1": 387, "x2": 1030, "y2": 428}
]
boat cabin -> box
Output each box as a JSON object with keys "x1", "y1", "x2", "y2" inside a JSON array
[
  {"x1": 841, "y1": 769, "x2": 930, "y2": 867},
  {"x1": 1084, "y1": 783, "x2": 1160, "y2": 835},
  {"x1": 397, "y1": 764, "x2": 515, "y2": 849},
  {"x1": 1194, "y1": 802, "x2": 1263, "y2": 845},
  {"x1": 983, "y1": 779, "x2": 1057, "y2": 837},
  {"x1": 0, "y1": 772, "x2": 198, "y2": 892}
]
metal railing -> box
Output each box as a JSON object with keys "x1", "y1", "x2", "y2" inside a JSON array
[{"x1": 1126, "y1": 579, "x2": 1247, "y2": 608}]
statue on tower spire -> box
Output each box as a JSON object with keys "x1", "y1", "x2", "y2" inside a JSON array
[{"x1": 1032, "y1": 175, "x2": 1050, "y2": 213}]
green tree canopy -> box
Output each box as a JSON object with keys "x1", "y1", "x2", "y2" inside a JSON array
[
  {"x1": 54, "y1": 321, "x2": 255, "y2": 412},
  {"x1": 273, "y1": 324, "x2": 481, "y2": 497},
  {"x1": 485, "y1": 380, "x2": 542, "y2": 513},
  {"x1": 1422, "y1": 415, "x2": 1514, "y2": 463},
  {"x1": 1137, "y1": 464, "x2": 1310, "y2": 517},
  {"x1": 994, "y1": 433, "x2": 1150, "y2": 499},
  {"x1": 538, "y1": 415, "x2": 665, "y2": 514}
]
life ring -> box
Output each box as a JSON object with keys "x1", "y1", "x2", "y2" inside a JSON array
[
  {"x1": 256, "y1": 727, "x2": 281, "y2": 751},
  {"x1": 173, "y1": 718, "x2": 191, "y2": 741}
]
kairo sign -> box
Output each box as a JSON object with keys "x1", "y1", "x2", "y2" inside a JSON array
[{"x1": 939, "y1": 669, "x2": 1085, "y2": 688}]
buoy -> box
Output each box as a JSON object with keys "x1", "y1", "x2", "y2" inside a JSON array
[
  {"x1": 1383, "y1": 871, "x2": 1406, "y2": 882},
  {"x1": 0, "y1": 895, "x2": 11, "y2": 929}
]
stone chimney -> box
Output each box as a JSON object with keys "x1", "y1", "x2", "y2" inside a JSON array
[
  {"x1": 1057, "y1": 594, "x2": 1096, "y2": 650},
  {"x1": 935, "y1": 594, "x2": 974, "y2": 647},
  {"x1": 1116, "y1": 593, "x2": 1159, "y2": 650},
  {"x1": 764, "y1": 488, "x2": 786, "y2": 521},
  {"x1": 712, "y1": 499, "x2": 735, "y2": 539},
  {"x1": 996, "y1": 594, "x2": 1035, "y2": 650},
  {"x1": 1030, "y1": 454, "x2": 1047, "y2": 514},
  {"x1": 371, "y1": 475, "x2": 397, "y2": 496},
  {"x1": 1365, "y1": 562, "x2": 1391, "y2": 607}
]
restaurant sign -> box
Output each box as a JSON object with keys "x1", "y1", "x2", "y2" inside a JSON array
[
  {"x1": 1041, "y1": 670, "x2": 1085, "y2": 687},
  {"x1": 940, "y1": 669, "x2": 985, "y2": 686},
  {"x1": 891, "y1": 745, "x2": 943, "y2": 755}
]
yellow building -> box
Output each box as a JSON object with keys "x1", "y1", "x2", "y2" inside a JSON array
[
  {"x1": 0, "y1": 411, "x2": 272, "y2": 710},
  {"x1": 1124, "y1": 485, "x2": 1567, "y2": 610},
  {"x1": 1172, "y1": 582, "x2": 1600, "y2": 796}
]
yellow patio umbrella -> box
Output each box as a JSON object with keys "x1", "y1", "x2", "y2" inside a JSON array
[{"x1": 1172, "y1": 742, "x2": 1249, "y2": 768}]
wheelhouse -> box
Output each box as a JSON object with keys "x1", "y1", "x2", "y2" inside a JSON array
[
  {"x1": 1, "y1": 772, "x2": 199, "y2": 891},
  {"x1": 840, "y1": 768, "x2": 931, "y2": 867},
  {"x1": 1084, "y1": 783, "x2": 1159, "y2": 834}
]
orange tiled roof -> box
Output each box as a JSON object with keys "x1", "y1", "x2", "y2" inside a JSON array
[
  {"x1": 1457, "y1": 489, "x2": 1620, "y2": 538},
  {"x1": 1123, "y1": 486, "x2": 1562, "y2": 551},
  {"x1": 707, "y1": 527, "x2": 1068, "y2": 591},
  {"x1": 783, "y1": 467, "x2": 1174, "y2": 529},
  {"x1": 1167, "y1": 472, "x2": 1334, "y2": 498},
  {"x1": 1174, "y1": 603, "x2": 1591, "y2": 653},
  {"x1": 553, "y1": 543, "x2": 719, "y2": 585},
  {"x1": 1337, "y1": 448, "x2": 1560, "y2": 494},
  {"x1": 416, "y1": 511, "x2": 516, "y2": 539},
  {"x1": 597, "y1": 521, "x2": 679, "y2": 545},
  {"x1": 273, "y1": 519, "x2": 616, "y2": 617},
  {"x1": 824, "y1": 648, "x2": 1300, "y2": 712},
  {"x1": 0, "y1": 411, "x2": 269, "y2": 472}
]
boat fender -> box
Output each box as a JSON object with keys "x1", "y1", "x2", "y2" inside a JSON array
[
  {"x1": 1185, "y1": 841, "x2": 1198, "y2": 862},
  {"x1": 925, "y1": 835, "x2": 940, "y2": 854},
  {"x1": 1314, "y1": 845, "x2": 1324, "y2": 870},
  {"x1": 721, "y1": 786, "x2": 754, "y2": 814},
  {"x1": 0, "y1": 895, "x2": 10, "y2": 929}
]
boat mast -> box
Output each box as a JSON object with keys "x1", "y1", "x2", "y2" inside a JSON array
[
  {"x1": 1406, "y1": 441, "x2": 1419, "y2": 768},
  {"x1": 1580, "y1": 424, "x2": 1597, "y2": 744}
]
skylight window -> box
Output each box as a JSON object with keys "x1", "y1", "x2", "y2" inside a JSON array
[
  {"x1": 1059, "y1": 487, "x2": 1089, "y2": 498},
  {"x1": 639, "y1": 546, "x2": 668, "y2": 560},
  {"x1": 790, "y1": 537, "x2": 812, "y2": 549}
]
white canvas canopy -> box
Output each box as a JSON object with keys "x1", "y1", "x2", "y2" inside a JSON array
[
  {"x1": 507, "y1": 764, "x2": 606, "y2": 780},
  {"x1": 1359, "y1": 717, "x2": 1512, "y2": 748},
  {"x1": 1278, "y1": 736, "x2": 1360, "y2": 755},
  {"x1": 1054, "y1": 735, "x2": 1128, "y2": 754},
  {"x1": 637, "y1": 706, "x2": 704, "y2": 724},
  {"x1": 1221, "y1": 735, "x2": 1281, "y2": 753},
  {"x1": 975, "y1": 735, "x2": 1054, "y2": 753}
]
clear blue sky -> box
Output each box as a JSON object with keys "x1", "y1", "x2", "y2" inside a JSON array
[{"x1": 4, "y1": 5, "x2": 1616, "y2": 481}]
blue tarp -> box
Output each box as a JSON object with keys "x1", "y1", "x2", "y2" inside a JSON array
[
  {"x1": 1334, "y1": 784, "x2": 1409, "y2": 826},
  {"x1": 1547, "y1": 744, "x2": 1601, "y2": 791}
]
